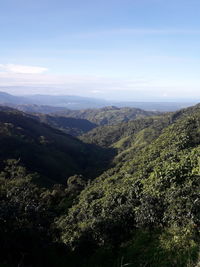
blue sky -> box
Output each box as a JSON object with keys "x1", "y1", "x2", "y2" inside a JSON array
[{"x1": 1, "y1": 0, "x2": 200, "y2": 100}]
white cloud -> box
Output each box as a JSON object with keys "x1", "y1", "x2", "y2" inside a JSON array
[
  {"x1": 90, "y1": 90, "x2": 103, "y2": 94},
  {"x1": 0, "y1": 64, "x2": 48, "y2": 74}
]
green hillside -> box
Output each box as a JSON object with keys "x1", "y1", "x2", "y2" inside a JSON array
[
  {"x1": 2, "y1": 104, "x2": 200, "y2": 266},
  {"x1": 81, "y1": 114, "x2": 171, "y2": 147},
  {"x1": 54, "y1": 106, "x2": 159, "y2": 126},
  {"x1": 57, "y1": 104, "x2": 200, "y2": 266},
  {"x1": 3, "y1": 105, "x2": 158, "y2": 135}
]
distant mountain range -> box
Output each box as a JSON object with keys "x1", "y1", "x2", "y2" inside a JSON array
[
  {"x1": 0, "y1": 91, "x2": 107, "y2": 109},
  {"x1": 0, "y1": 91, "x2": 197, "y2": 111}
]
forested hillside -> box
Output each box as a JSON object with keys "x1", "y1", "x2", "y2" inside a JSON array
[
  {"x1": 81, "y1": 114, "x2": 171, "y2": 147},
  {"x1": 57, "y1": 104, "x2": 200, "y2": 266},
  {"x1": 54, "y1": 106, "x2": 159, "y2": 125},
  {"x1": 2, "y1": 104, "x2": 200, "y2": 266},
  {"x1": 0, "y1": 107, "x2": 113, "y2": 186},
  {"x1": 3, "y1": 104, "x2": 160, "y2": 135}
]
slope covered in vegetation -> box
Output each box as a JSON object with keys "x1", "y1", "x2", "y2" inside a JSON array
[
  {"x1": 0, "y1": 107, "x2": 114, "y2": 186},
  {"x1": 3, "y1": 105, "x2": 159, "y2": 135},
  {"x1": 81, "y1": 114, "x2": 171, "y2": 147},
  {"x1": 36, "y1": 114, "x2": 97, "y2": 136},
  {"x1": 56, "y1": 104, "x2": 200, "y2": 266},
  {"x1": 53, "y1": 106, "x2": 159, "y2": 126},
  {"x1": 2, "y1": 104, "x2": 200, "y2": 266}
]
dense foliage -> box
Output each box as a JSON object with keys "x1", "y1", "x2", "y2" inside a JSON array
[
  {"x1": 2, "y1": 104, "x2": 200, "y2": 266},
  {"x1": 0, "y1": 159, "x2": 88, "y2": 266},
  {"x1": 57, "y1": 105, "x2": 200, "y2": 266}
]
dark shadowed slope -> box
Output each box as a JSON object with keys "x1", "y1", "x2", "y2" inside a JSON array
[
  {"x1": 0, "y1": 107, "x2": 115, "y2": 186},
  {"x1": 35, "y1": 114, "x2": 97, "y2": 136}
]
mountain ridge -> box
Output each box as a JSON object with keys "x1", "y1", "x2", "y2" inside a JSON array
[{"x1": 0, "y1": 91, "x2": 196, "y2": 111}]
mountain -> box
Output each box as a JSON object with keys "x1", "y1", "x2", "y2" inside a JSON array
[
  {"x1": 50, "y1": 106, "x2": 160, "y2": 126},
  {"x1": 80, "y1": 113, "x2": 170, "y2": 147},
  {"x1": 114, "y1": 101, "x2": 197, "y2": 111},
  {"x1": 0, "y1": 91, "x2": 197, "y2": 111},
  {"x1": 1, "y1": 103, "x2": 162, "y2": 134},
  {"x1": 36, "y1": 114, "x2": 97, "y2": 136},
  {"x1": 0, "y1": 107, "x2": 113, "y2": 186},
  {"x1": 3, "y1": 102, "x2": 200, "y2": 266},
  {"x1": 25, "y1": 94, "x2": 107, "y2": 109},
  {"x1": 6, "y1": 104, "x2": 69, "y2": 114},
  {"x1": 56, "y1": 103, "x2": 200, "y2": 266},
  {"x1": 0, "y1": 91, "x2": 109, "y2": 109},
  {"x1": 0, "y1": 91, "x2": 31, "y2": 104}
]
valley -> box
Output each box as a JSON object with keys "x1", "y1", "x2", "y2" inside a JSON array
[{"x1": 1, "y1": 102, "x2": 200, "y2": 266}]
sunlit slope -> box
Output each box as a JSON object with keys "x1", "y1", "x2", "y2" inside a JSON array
[{"x1": 57, "y1": 104, "x2": 200, "y2": 266}]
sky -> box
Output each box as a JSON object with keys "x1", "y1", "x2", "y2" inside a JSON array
[{"x1": 1, "y1": 0, "x2": 200, "y2": 101}]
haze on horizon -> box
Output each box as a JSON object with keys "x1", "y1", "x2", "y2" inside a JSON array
[{"x1": 1, "y1": 0, "x2": 200, "y2": 101}]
